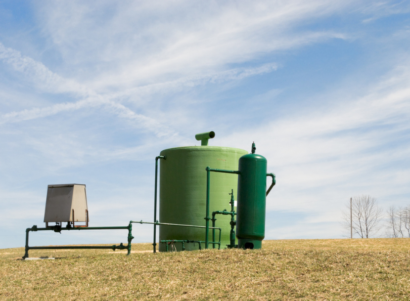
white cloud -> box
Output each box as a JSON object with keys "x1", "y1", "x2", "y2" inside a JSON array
[
  {"x1": 0, "y1": 0, "x2": 409, "y2": 247},
  {"x1": 221, "y1": 60, "x2": 410, "y2": 239}
]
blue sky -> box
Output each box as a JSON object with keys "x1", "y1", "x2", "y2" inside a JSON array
[{"x1": 1, "y1": 0, "x2": 409, "y2": 248}]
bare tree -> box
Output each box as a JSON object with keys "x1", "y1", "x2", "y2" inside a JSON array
[
  {"x1": 386, "y1": 206, "x2": 410, "y2": 238},
  {"x1": 343, "y1": 195, "x2": 382, "y2": 238},
  {"x1": 386, "y1": 206, "x2": 399, "y2": 238},
  {"x1": 403, "y1": 207, "x2": 410, "y2": 237}
]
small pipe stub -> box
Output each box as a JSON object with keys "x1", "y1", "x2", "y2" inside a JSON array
[
  {"x1": 252, "y1": 142, "x2": 256, "y2": 154},
  {"x1": 195, "y1": 131, "x2": 215, "y2": 146}
]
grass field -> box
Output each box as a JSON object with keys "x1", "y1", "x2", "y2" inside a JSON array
[{"x1": 1, "y1": 239, "x2": 410, "y2": 300}]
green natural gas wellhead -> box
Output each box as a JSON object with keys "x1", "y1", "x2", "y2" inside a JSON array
[{"x1": 22, "y1": 132, "x2": 275, "y2": 259}]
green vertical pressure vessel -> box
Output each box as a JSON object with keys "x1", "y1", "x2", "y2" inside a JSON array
[
  {"x1": 159, "y1": 135, "x2": 247, "y2": 251},
  {"x1": 236, "y1": 146, "x2": 268, "y2": 249}
]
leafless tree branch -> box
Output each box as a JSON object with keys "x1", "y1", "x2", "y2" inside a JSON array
[{"x1": 343, "y1": 195, "x2": 382, "y2": 238}]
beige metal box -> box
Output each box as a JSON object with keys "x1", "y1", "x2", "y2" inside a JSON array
[{"x1": 44, "y1": 184, "x2": 88, "y2": 225}]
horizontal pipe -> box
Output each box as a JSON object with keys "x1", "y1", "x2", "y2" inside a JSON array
[
  {"x1": 160, "y1": 240, "x2": 220, "y2": 245},
  {"x1": 23, "y1": 225, "x2": 133, "y2": 259},
  {"x1": 27, "y1": 226, "x2": 129, "y2": 232},
  {"x1": 130, "y1": 220, "x2": 220, "y2": 230},
  {"x1": 207, "y1": 168, "x2": 239, "y2": 174},
  {"x1": 212, "y1": 210, "x2": 236, "y2": 216},
  {"x1": 27, "y1": 245, "x2": 127, "y2": 250}
]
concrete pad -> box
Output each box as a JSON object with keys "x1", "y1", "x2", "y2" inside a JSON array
[{"x1": 24, "y1": 257, "x2": 55, "y2": 260}]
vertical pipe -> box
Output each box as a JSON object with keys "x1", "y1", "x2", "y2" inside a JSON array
[
  {"x1": 127, "y1": 223, "x2": 133, "y2": 255},
  {"x1": 153, "y1": 156, "x2": 165, "y2": 253},
  {"x1": 23, "y1": 229, "x2": 30, "y2": 259},
  {"x1": 350, "y1": 197, "x2": 352, "y2": 239},
  {"x1": 218, "y1": 228, "x2": 221, "y2": 250},
  {"x1": 205, "y1": 167, "x2": 211, "y2": 249},
  {"x1": 212, "y1": 213, "x2": 216, "y2": 249},
  {"x1": 230, "y1": 189, "x2": 235, "y2": 248}
]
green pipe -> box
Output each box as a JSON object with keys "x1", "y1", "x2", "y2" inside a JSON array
[
  {"x1": 153, "y1": 155, "x2": 165, "y2": 254},
  {"x1": 212, "y1": 210, "x2": 237, "y2": 216},
  {"x1": 211, "y1": 214, "x2": 216, "y2": 249},
  {"x1": 28, "y1": 245, "x2": 127, "y2": 251},
  {"x1": 205, "y1": 167, "x2": 239, "y2": 249},
  {"x1": 195, "y1": 131, "x2": 215, "y2": 146},
  {"x1": 131, "y1": 220, "x2": 221, "y2": 231},
  {"x1": 206, "y1": 167, "x2": 210, "y2": 249},
  {"x1": 160, "y1": 240, "x2": 207, "y2": 251},
  {"x1": 212, "y1": 189, "x2": 237, "y2": 248},
  {"x1": 24, "y1": 228, "x2": 30, "y2": 259},
  {"x1": 212, "y1": 211, "x2": 236, "y2": 247},
  {"x1": 127, "y1": 223, "x2": 134, "y2": 255},
  {"x1": 30, "y1": 225, "x2": 129, "y2": 231},
  {"x1": 131, "y1": 220, "x2": 222, "y2": 251},
  {"x1": 212, "y1": 210, "x2": 236, "y2": 249},
  {"x1": 23, "y1": 225, "x2": 132, "y2": 259},
  {"x1": 229, "y1": 190, "x2": 236, "y2": 248},
  {"x1": 161, "y1": 240, "x2": 220, "y2": 251},
  {"x1": 266, "y1": 173, "x2": 276, "y2": 196},
  {"x1": 207, "y1": 168, "x2": 239, "y2": 175}
]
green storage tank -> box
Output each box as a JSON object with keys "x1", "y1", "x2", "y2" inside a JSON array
[
  {"x1": 236, "y1": 145, "x2": 268, "y2": 250},
  {"x1": 159, "y1": 134, "x2": 247, "y2": 251}
]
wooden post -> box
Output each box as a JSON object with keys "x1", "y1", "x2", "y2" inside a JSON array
[{"x1": 350, "y1": 197, "x2": 353, "y2": 239}]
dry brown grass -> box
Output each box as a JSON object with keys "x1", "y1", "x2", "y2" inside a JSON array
[{"x1": 1, "y1": 239, "x2": 410, "y2": 300}]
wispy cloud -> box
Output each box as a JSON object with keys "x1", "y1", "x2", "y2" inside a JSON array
[
  {"x1": 1, "y1": 0, "x2": 409, "y2": 247},
  {"x1": 222, "y1": 58, "x2": 410, "y2": 239}
]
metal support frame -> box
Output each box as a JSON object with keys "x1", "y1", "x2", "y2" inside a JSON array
[{"x1": 23, "y1": 223, "x2": 134, "y2": 259}]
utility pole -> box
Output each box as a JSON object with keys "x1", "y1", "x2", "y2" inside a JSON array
[{"x1": 350, "y1": 197, "x2": 353, "y2": 239}]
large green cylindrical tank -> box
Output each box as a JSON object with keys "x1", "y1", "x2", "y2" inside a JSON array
[
  {"x1": 236, "y1": 150, "x2": 267, "y2": 249},
  {"x1": 159, "y1": 144, "x2": 247, "y2": 251}
]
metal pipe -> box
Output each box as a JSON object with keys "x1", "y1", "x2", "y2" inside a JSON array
[
  {"x1": 22, "y1": 225, "x2": 131, "y2": 259},
  {"x1": 127, "y1": 223, "x2": 134, "y2": 255},
  {"x1": 131, "y1": 220, "x2": 220, "y2": 230},
  {"x1": 205, "y1": 167, "x2": 239, "y2": 249},
  {"x1": 266, "y1": 173, "x2": 276, "y2": 196},
  {"x1": 212, "y1": 213, "x2": 216, "y2": 249},
  {"x1": 34, "y1": 225, "x2": 129, "y2": 231},
  {"x1": 206, "y1": 167, "x2": 211, "y2": 248},
  {"x1": 212, "y1": 210, "x2": 236, "y2": 216},
  {"x1": 208, "y1": 168, "x2": 239, "y2": 175},
  {"x1": 229, "y1": 190, "x2": 236, "y2": 248},
  {"x1": 28, "y1": 245, "x2": 127, "y2": 250},
  {"x1": 24, "y1": 228, "x2": 30, "y2": 259},
  {"x1": 130, "y1": 218, "x2": 222, "y2": 249},
  {"x1": 212, "y1": 210, "x2": 237, "y2": 248},
  {"x1": 160, "y1": 240, "x2": 206, "y2": 251},
  {"x1": 131, "y1": 220, "x2": 221, "y2": 251},
  {"x1": 153, "y1": 155, "x2": 165, "y2": 254},
  {"x1": 195, "y1": 131, "x2": 215, "y2": 146}
]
